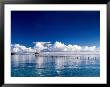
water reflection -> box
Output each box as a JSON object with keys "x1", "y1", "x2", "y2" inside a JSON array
[{"x1": 11, "y1": 54, "x2": 100, "y2": 77}]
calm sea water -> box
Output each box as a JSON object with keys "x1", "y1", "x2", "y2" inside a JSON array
[{"x1": 11, "y1": 54, "x2": 100, "y2": 77}]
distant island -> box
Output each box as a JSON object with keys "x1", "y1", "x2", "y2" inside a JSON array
[{"x1": 11, "y1": 51, "x2": 100, "y2": 56}]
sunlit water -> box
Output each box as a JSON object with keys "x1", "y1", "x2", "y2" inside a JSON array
[{"x1": 11, "y1": 54, "x2": 100, "y2": 77}]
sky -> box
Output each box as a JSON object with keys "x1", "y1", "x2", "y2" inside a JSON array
[{"x1": 11, "y1": 11, "x2": 100, "y2": 48}]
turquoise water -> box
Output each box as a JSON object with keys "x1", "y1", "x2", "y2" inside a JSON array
[{"x1": 11, "y1": 54, "x2": 100, "y2": 77}]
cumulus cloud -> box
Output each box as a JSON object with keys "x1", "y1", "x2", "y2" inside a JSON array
[
  {"x1": 33, "y1": 42, "x2": 51, "y2": 52},
  {"x1": 32, "y1": 41, "x2": 99, "y2": 52},
  {"x1": 11, "y1": 41, "x2": 100, "y2": 53},
  {"x1": 11, "y1": 44, "x2": 35, "y2": 53}
]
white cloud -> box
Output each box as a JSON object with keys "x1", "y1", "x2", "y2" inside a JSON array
[
  {"x1": 66, "y1": 44, "x2": 82, "y2": 51},
  {"x1": 11, "y1": 44, "x2": 36, "y2": 53},
  {"x1": 11, "y1": 41, "x2": 99, "y2": 53},
  {"x1": 54, "y1": 41, "x2": 65, "y2": 49},
  {"x1": 32, "y1": 41, "x2": 99, "y2": 52},
  {"x1": 83, "y1": 46, "x2": 96, "y2": 51},
  {"x1": 33, "y1": 42, "x2": 51, "y2": 52}
]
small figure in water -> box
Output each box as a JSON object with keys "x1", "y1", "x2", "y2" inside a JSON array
[{"x1": 88, "y1": 57, "x2": 89, "y2": 60}]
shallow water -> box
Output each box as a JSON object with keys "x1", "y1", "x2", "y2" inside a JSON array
[{"x1": 11, "y1": 54, "x2": 100, "y2": 77}]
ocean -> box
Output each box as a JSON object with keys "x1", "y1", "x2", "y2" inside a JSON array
[{"x1": 11, "y1": 54, "x2": 100, "y2": 77}]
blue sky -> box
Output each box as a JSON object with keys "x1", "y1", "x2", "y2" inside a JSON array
[{"x1": 11, "y1": 11, "x2": 100, "y2": 48}]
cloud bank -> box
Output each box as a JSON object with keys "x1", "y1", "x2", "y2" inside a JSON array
[
  {"x1": 11, "y1": 44, "x2": 36, "y2": 53},
  {"x1": 11, "y1": 41, "x2": 100, "y2": 53}
]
